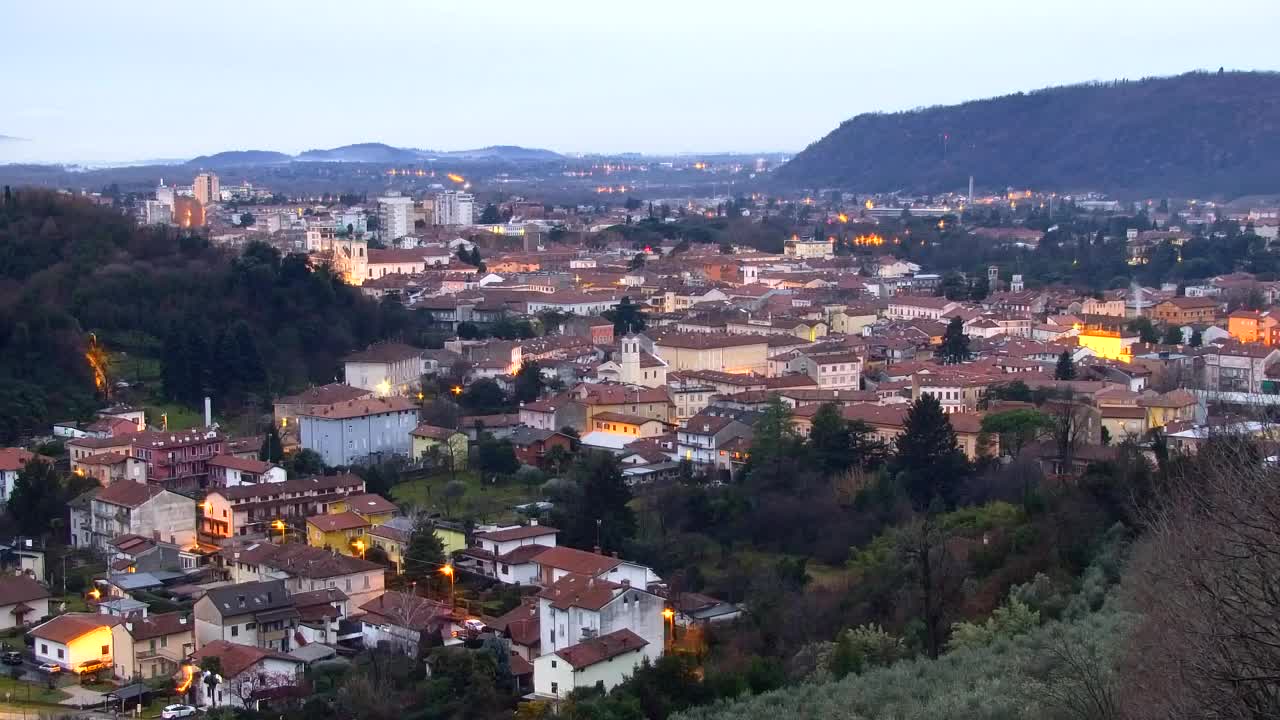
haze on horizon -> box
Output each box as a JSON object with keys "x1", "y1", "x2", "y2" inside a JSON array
[{"x1": 4, "y1": 0, "x2": 1280, "y2": 165}]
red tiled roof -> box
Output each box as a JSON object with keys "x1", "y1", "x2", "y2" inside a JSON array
[
  {"x1": 31, "y1": 613, "x2": 121, "y2": 644},
  {"x1": 475, "y1": 525, "x2": 559, "y2": 543},
  {"x1": 209, "y1": 455, "x2": 275, "y2": 474},
  {"x1": 554, "y1": 628, "x2": 648, "y2": 668},
  {"x1": 300, "y1": 396, "x2": 418, "y2": 420},
  {"x1": 94, "y1": 481, "x2": 165, "y2": 508},
  {"x1": 306, "y1": 511, "x2": 369, "y2": 533},
  {"x1": 190, "y1": 640, "x2": 300, "y2": 678},
  {"x1": 531, "y1": 546, "x2": 621, "y2": 576},
  {"x1": 342, "y1": 493, "x2": 399, "y2": 515},
  {"x1": 342, "y1": 342, "x2": 422, "y2": 364},
  {"x1": 0, "y1": 575, "x2": 51, "y2": 607},
  {"x1": 537, "y1": 573, "x2": 623, "y2": 611},
  {"x1": 276, "y1": 383, "x2": 373, "y2": 407},
  {"x1": 120, "y1": 611, "x2": 193, "y2": 641}
]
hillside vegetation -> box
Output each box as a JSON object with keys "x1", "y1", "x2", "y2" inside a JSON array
[{"x1": 778, "y1": 71, "x2": 1280, "y2": 197}]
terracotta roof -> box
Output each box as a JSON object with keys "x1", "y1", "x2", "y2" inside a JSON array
[
  {"x1": 554, "y1": 628, "x2": 648, "y2": 668},
  {"x1": 307, "y1": 511, "x2": 369, "y2": 533},
  {"x1": 0, "y1": 575, "x2": 51, "y2": 607},
  {"x1": 190, "y1": 640, "x2": 301, "y2": 678},
  {"x1": 276, "y1": 383, "x2": 372, "y2": 407},
  {"x1": 537, "y1": 573, "x2": 624, "y2": 611},
  {"x1": 490, "y1": 598, "x2": 539, "y2": 647},
  {"x1": 300, "y1": 396, "x2": 418, "y2": 420},
  {"x1": 223, "y1": 541, "x2": 382, "y2": 579},
  {"x1": 342, "y1": 493, "x2": 399, "y2": 515},
  {"x1": 342, "y1": 342, "x2": 422, "y2": 364},
  {"x1": 531, "y1": 546, "x2": 621, "y2": 576},
  {"x1": 120, "y1": 611, "x2": 193, "y2": 641},
  {"x1": 209, "y1": 455, "x2": 275, "y2": 474},
  {"x1": 76, "y1": 451, "x2": 130, "y2": 466},
  {"x1": 31, "y1": 612, "x2": 121, "y2": 644},
  {"x1": 94, "y1": 481, "x2": 166, "y2": 508},
  {"x1": 357, "y1": 591, "x2": 449, "y2": 631},
  {"x1": 410, "y1": 424, "x2": 459, "y2": 440},
  {"x1": 592, "y1": 411, "x2": 664, "y2": 426},
  {"x1": 367, "y1": 523, "x2": 410, "y2": 544},
  {"x1": 220, "y1": 473, "x2": 364, "y2": 502},
  {"x1": 474, "y1": 525, "x2": 559, "y2": 543},
  {"x1": 0, "y1": 448, "x2": 38, "y2": 471}
]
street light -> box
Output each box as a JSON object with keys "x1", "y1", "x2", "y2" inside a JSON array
[
  {"x1": 440, "y1": 564, "x2": 455, "y2": 607},
  {"x1": 353, "y1": 539, "x2": 366, "y2": 559},
  {"x1": 271, "y1": 519, "x2": 287, "y2": 544},
  {"x1": 662, "y1": 608, "x2": 675, "y2": 651},
  {"x1": 451, "y1": 385, "x2": 463, "y2": 396}
]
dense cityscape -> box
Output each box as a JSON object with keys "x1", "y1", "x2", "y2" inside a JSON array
[{"x1": 4, "y1": 6, "x2": 1280, "y2": 720}]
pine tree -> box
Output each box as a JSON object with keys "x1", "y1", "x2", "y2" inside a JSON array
[
  {"x1": 552, "y1": 451, "x2": 636, "y2": 551},
  {"x1": 894, "y1": 395, "x2": 969, "y2": 512},
  {"x1": 402, "y1": 517, "x2": 446, "y2": 586},
  {"x1": 1161, "y1": 324, "x2": 1185, "y2": 345},
  {"x1": 1054, "y1": 350, "x2": 1076, "y2": 380},
  {"x1": 940, "y1": 317, "x2": 970, "y2": 364},
  {"x1": 1189, "y1": 327, "x2": 1203, "y2": 347}
]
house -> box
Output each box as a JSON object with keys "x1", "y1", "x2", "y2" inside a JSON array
[
  {"x1": 1199, "y1": 343, "x2": 1280, "y2": 393},
  {"x1": 1227, "y1": 309, "x2": 1280, "y2": 346},
  {"x1": 357, "y1": 591, "x2": 458, "y2": 655},
  {"x1": 273, "y1": 384, "x2": 374, "y2": 444},
  {"x1": 289, "y1": 587, "x2": 349, "y2": 646},
  {"x1": 532, "y1": 628, "x2": 650, "y2": 699},
  {"x1": 107, "y1": 534, "x2": 200, "y2": 575},
  {"x1": 409, "y1": 424, "x2": 469, "y2": 469},
  {"x1": 1100, "y1": 405, "x2": 1148, "y2": 442},
  {"x1": 0, "y1": 574, "x2": 51, "y2": 631},
  {"x1": 201, "y1": 474, "x2": 366, "y2": 539},
  {"x1": 796, "y1": 351, "x2": 863, "y2": 389},
  {"x1": 676, "y1": 415, "x2": 753, "y2": 469},
  {"x1": 887, "y1": 296, "x2": 958, "y2": 321},
  {"x1": 588, "y1": 412, "x2": 667, "y2": 439},
  {"x1": 1151, "y1": 296, "x2": 1219, "y2": 325},
  {"x1": 30, "y1": 612, "x2": 121, "y2": 672},
  {"x1": 506, "y1": 427, "x2": 576, "y2": 469},
  {"x1": 207, "y1": 456, "x2": 286, "y2": 488},
  {"x1": 458, "y1": 522, "x2": 559, "y2": 583},
  {"x1": 365, "y1": 517, "x2": 411, "y2": 573},
  {"x1": 331, "y1": 493, "x2": 399, "y2": 526},
  {"x1": 76, "y1": 452, "x2": 148, "y2": 487},
  {"x1": 1138, "y1": 389, "x2": 1200, "y2": 430},
  {"x1": 518, "y1": 398, "x2": 587, "y2": 432},
  {"x1": 0, "y1": 448, "x2": 43, "y2": 504},
  {"x1": 193, "y1": 580, "x2": 298, "y2": 651},
  {"x1": 221, "y1": 541, "x2": 386, "y2": 608},
  {"x1": 298, "y1": 396, "x2": 419, "y2": 466},
  {"x1": 490, "y1": 597, "x2": 540, "y2": 660},
  {"x1": 305, "y1": 513, "x2": 371, "y2": 554},
  {"x1": 81, "y1": 481, "x2": 197, "y2": 553},
  {"x1": 668, "y1": 591, "x2": 743, "y2": 626},
  {"x1": 536, "y1": 573, "x2": 664, "y2": 662},
  {"x1": 840, "y1": 403, "x2": 993, "y2": 460},
  {"x1": 530, "y1": 546, "x2": 654, "y2": 588},
  {"x1": 569, "y1": 383, "x2": 674, "y2": 426},
  {"x1": 111, "y1": 611, "x2": 195, "y2": 682},
  {"x1": 647, "y1": 332, "x2": 771, "y2": 375},
  {"x1": 188, "y1": 640, "x2": 305, "y2": 711},
  {"x1": 342, "y1": 342, "x2": 424, "y2": 396},
  {"x1": 129, "y1": 428, "x2": 227, "y2": 492}
]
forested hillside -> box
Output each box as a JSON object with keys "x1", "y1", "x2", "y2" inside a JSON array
[
  {"x1": 0, "y1": 189, "x2": 411, "y2": 440},
  {"x1": 778, "y1": 71, "x2": 1280, "y2": 196}
]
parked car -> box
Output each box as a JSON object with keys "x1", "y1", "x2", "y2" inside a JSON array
[
  {"x1": 161, "y1": 705, "x2": 197, "y2": 719},
  {"x1": 37, "y1": 662, "x2": 62, "y2": 673},
  {"x1": 75, "y1": 658, "x2": 110, "y2": 675},
  {"x1": 2, "y1": 651, "x2": 22, "y2": 665}
]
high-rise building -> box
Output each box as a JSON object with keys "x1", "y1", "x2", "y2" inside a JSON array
[
  {"x1": 143, "y1": 200, "x2": 172, "y2": 225},
  {"x1": 377, "y1": 193, "x2": 415, "y2": 241},
  {"x1": 434, "y1": 191, "x2": 474, "y2": 227},
  {"x1": 156, "y1": 180, "x2": 175, "y2": 209},
  {"x1": 193, "y1": 173, "x2": 220, "y2": 206}
]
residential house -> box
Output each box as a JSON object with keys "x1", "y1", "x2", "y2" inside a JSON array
[
  {"x1": 193, "y1": 580, "x2": 298, "y2": 651},
  {"x1": 273, "y1": 384, "x2": 373, "y2": 444},
  {"x1": 201, "y1": 474, "x2": 366, "y2": 539},
  {"x1": 530, "y1": 546, "x2": 654, "y2": 588},
  {"x1": 569, "y1": 383, "x2": 674, "y2": 426},
  {"x1": 1138, "y1": 389, "x2": 1200, "y2": 430},
  {"x1": 840, "y1": 403, "x2": 994, "y2": 460},
  {"x1": 536, "y1": 572, "x2": 663, "y2": 662},
  {"x1": 221, "y1": 541, "x2": 386, "y2": 608},
  {"x1": 81, "y1": 481, "x2": 196, "y2": 553},
  {"x1": 342, "y1": 342, "x2": 424, "y2": 396},
  {"x1": 1199, "y1": 343, "x2": 1280, "y2": 393},
  {"x1": 0, "y1": 448, "x2": 42, "y2": 504},
  {"x1": 518, "y1": 398, "x2": 587, "y2": 432},
  {"x1": 408, "y1": 426, "x2": 469, "y2": 472},
  {"x1": 30, "y1": 613, "x2": 120, "y2": 672},
  {"x1": 298, "y1": 396, "x2": 419, "y2": 466},
  {"x1": 887, "y1": 296, "x2": 958, "y2": 321},
  {"x1": 0, "y1": 574, "x2": 51, "y2": 631},
  {"x1": 111, "y1": 611, "x2": 195, "y2": 682},
  {"x1": 76, "y1": 452, "x2": 148, "y2": 487},
  {"x1": 357, "y1": 591, "x2": 457, "y2": 656},
  {"x1": 507, "y1": 427, "x2": 576, "y2": 469},
  {"x1": 1227, "y1": 309, "x2": 1280, "y2": 346},
  {"x1": 188, "y1": 640, "x2": 305, "y2": 711},
  {"x1": 207, "y1": 456, "x2": 286, "y2": 488},
  {"x1": 458, "y1": 523, "x2": 559, "y2": 583},
  {"x1": 532, "y1": 628, "x2": 650, "y2": 700},
  {"x1": 675, "y1": 415, "x2": 752, "y2": 469},
  {"x1": 305, "y1": 513, "x2": 371, "y2": 555},
  {"x1": 129, "y1": 428, "x2": 227, "y2": 492},
  {"x1": 796, "y1": 351, "x2": 863, "y2": 389},
  {"x1": 1151, "y1": 297, "x2": 1219, "y2": 326}
]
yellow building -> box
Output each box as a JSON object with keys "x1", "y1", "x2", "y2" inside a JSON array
[
  {"x1": 30, "y1": 613, "x2": 118, "y2": 673},
  {"x1": 331, "y1": 493, "x2": 399, "y2": 526},
  {"x1": 650, "y1": 332, "x2": 771, "y2": 375},
  {"x1": 1076, "y1": 328, "x2": 1135, "y2": 362},
  {"x1": 368, "y1": 518, "x2": 467, "y2": 573},
  {"x1": 410, "y1": 424, "x2": 469, "y2": 469},
  {"x1": 306, "y1": 493, "x2": 399, "y2": 556},
  {"x1": 1139, "y1": 389, "x2": 1198, "y2": 429}
]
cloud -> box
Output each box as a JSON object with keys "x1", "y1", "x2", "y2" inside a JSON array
[{"x1": 0, "y1": 135, "x2": 31, "y2": 142}]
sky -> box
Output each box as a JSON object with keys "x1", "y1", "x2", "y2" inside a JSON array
[{"x1": 4, "y1": 0, "x2": 1280, "y2": 164}]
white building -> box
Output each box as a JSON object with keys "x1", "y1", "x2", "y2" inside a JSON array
[
  {"x1": 533, "y1": 628, "x2": 652, "y2": 699},
  {"x1": 378, "y1": 194, "x2": 416, "y2": 241},
  {"x1": 434, "y1": 191, "x2": 475, "y2": 227}
]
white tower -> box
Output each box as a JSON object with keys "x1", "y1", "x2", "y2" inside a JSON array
[
  {"x1": 987, "y1": 265, "x2": 1000, "y2": 291},
  {"x1": 1011, "y1": 274, "x2": 1024, "y2": 293},
  {"x1": 618, "y1": 335, "x2": 641, "y2": 385}
]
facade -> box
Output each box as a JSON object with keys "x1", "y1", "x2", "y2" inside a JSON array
[
  {"x1": 343, "y1": 343, "x2": 424, "y2": 396},
  {"x1": 189, "y1": 640, "x2": 304, "y2": 711},
  {"x1": 648, "y1": 333, "x2": 770, "y2": 375},
  {"x1": 130, "y1": 429, "x2": 226, "y2": 491},
  {"x1": 532, "y1": 628, "x2": 651, "y2": 699},
  {"x1": 0, "y1": 448, "x2": 40, "y2": 504},
  {"x1": 1151, "y1": 297, "x2": 1219, "y2": 325},
  {"x1": 1199, "y1": 344, "x2": 1280, "y2": 393},
  {"x1": 409, "y1": 424, "x2": 469, "y2": 468},
  {"x1": 85, "y1": 481, "x2": 197, "y2": 552},
  {"x1": 193, "y1": 580, "x2": 297, "y2": 651},
  {"x1": 298, "y1": 396, "x2": 419, "y2": 466},
  {"x1": 207, "y1": 456, "x2": 286, "y2": 488},
  {"x1": 377, "y1": 194, "x2": 415, "y2": 241},
  {"x1": 110, "y1": 611, "x2": 195, "y2": 682},
  {"x1": 0, "y1": 574, "x2": 51, "y2": 631},
  {"x1": 222, "y1": 541, "x2": 386, "y2": 609},
  {"x1": 434, "y1": 191, "x2": 475, "y2": 226},
  {"x1": 201, "y1": 473, "x2": 365, "y2": 539},
  {"x1": 193, "y1": 173, "x2": 220, "y2": 206},
  {"x1": 30, "y1": 613, "x2": 120, "y2": 672}
]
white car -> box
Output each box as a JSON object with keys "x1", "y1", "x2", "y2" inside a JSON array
[
  {"x1": 37, "y1": 662, "x2": 61, "y2": 673},
  {"x1": 161, "y1": 705, "x2": 197, "y2": 719}
]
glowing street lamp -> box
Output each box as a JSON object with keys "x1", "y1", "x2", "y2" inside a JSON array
[
  {"x1": 353, "y1": 539, "x2": 366, "y2": 559},
  {"x1": 272, "y1": 519, "x2": 287, "y2": 544},
  {"x1": 451, "y1": 385, "x2": 463, "y2": 396},
  {"x1": 662, "y1": 607, "x2": 676, "y2": 650},
  {"x1": 88, "y1": 587, "x2": 102, "y2": 601},
  {"x1": 440, "y1": 564, "x2": 456, "y2": 607}
]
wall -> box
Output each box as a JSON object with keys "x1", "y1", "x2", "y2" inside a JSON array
[
  {"x1": 300, "y1": 410, "x2": 417, "y2": 466},
  {"x1": 533, "y1": 646, "x2": 648, "y2": 698},
  {"x1": 134, "y1": 492, "x2": 198, "y2": 548}
]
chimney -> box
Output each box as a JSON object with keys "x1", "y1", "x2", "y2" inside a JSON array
[{"x1": 204, "y1": 397, "x2": 212, "y2": 427}]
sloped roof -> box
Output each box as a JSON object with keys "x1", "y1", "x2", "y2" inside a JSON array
[
  {"x1": 554, "y1": 628, "x2": 647, "y2": 668},
  {"x1": 531, "y1": 546, "x2": 621, "y2": 576},
  {"x1": 31, "y1": 612, "x2": 121, "y2": 644},
  {"x1": 190, "y1": 640, "x2": 301, "y2": 678},
  {"x1": 0, "y1": 575, "x2": 51, "y2": 607},
  {"x1": 94, "y1": 481, "x2": 165, "y2": 509}
]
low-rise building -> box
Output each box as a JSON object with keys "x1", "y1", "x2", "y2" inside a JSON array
[
  {"x1": 110, "y1": 611, "x2": 195, "y2": 682},
  {"x1": 533, "y1": 628, "x2": 650, "y2": 700},
  {"x1": 207, "y1": 456, "x2": 286, "y2": 488},
  {"x1": 201, "y1": 474, "x2": 366, "y2": 539},
  {"x1": 0, "y1": 574, "x2": 51, "y2": 631},
  {"x1": 188, "y1": 640, "x2": 305, "y2": 711},
  {"x1": 30, "y1": 613, "x2": 120, "y2": 672}
]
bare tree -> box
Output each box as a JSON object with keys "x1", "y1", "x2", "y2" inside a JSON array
[
  {"x1": 896, "y1": 511, "x2": 965, "y2": 659},
  {"x1": 1121, "y1": 431, "x2": 1280, "y2": 719}
]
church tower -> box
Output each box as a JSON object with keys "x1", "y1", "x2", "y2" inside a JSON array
[{"x1": 619, "y1": 334, "x2": 641, "y2": 385}]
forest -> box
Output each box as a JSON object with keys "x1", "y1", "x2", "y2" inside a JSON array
[{"x1": 777, "y1": 71, "x2": 1280, "y2": 197}]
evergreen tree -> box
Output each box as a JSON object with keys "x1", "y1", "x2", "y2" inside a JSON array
[
  {"x1": 743, "y1": 397, "x2": 804, "y2": 492},
  {"x1": 940, "y1": 317, "x2": 970, "y2": 364},
  {"x1": 402, "y1": 516, "x2": 446, "y2": 587},
  {"x1": 513, "y1": 360, "x2": 545, "y2": 404},
  {"x1": 894, "y1": 395, "x2": 969, "y2": 512},
  {"x1": 1054, "y1": 350, "x2": 1077, "y2": 380},
  {"x1": 1161, "y1": 324, "x2": 1185, "y2": 345},
  {"x1": 552, "y1": 451, "x2": 636, "y2": 551},
  {"x1": 607, "y1": 296, "x2": 646, "y2": 335},
  {"x1": 1189, "y1": 327, "x2": 1203, "y2": 347},
  {"x1": 259, "y1": 425, "x2": 284, "y2": 463}
]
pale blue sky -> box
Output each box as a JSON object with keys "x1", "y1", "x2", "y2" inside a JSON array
[{"x1": 3, "y1": 0, "x2": 1279, "y2": 163}]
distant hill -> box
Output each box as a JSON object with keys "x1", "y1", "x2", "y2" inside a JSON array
[
  {"x1": 433, "y1": 145, "x2": 563, "y2": 161},
  {"x1": 187, "y1": 150, "x2": 293, "y2": 168},
  {"x1": 297, "y1": 143, "x2": 424, "y2": 163},
  {"x1": 777, "y1": 71, "x2": 1280, "y2": 197}
]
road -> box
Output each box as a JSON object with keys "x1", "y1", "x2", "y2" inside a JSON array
[{"x1": 0, "y1": 704, "x2": 112, "y2": 720}]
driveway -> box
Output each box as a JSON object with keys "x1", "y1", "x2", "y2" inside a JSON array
[{"x1": 56, "y1": 685, "x2": 106, "y2": 709}]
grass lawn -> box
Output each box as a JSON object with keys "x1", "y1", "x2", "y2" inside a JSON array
[
  {"x1": 142, "y1": 402, "x2": 204, "y2": 431},
  {"x1": 391, "y1": 470, "x2": 541, "y2": 525},
  {"x1": 58, "y1": 594, "x2": 91, "y2": 613},
  {"x1": 0, "y1": 674, "x2": 72, "y2": 705}
]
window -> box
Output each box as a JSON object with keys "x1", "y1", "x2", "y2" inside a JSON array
[
  {"x1": 231, "y1": 625, "x2": 239, "y2": 637},
  {"x1": 41, "y1": 644, "x2": 47, "y2": 655},
  {"x1": 501, "y1": 563, "x2": 510, "y2": 574},
  {"x1": 101, "y1": 644, "x2": 109, "y2": 656},
  {"x1": 160, "y1": 636, "x2": 167, "y2": 648},
  {"x1": 363, "y1": 576, "x2": 370, "y2": 589},
  {"x1": 551, "y1": 682, "x2": 558, "y2": 694},
  {"x1": 57, "y1": 648, "x2": 64, "y2": 659},
  {"x1": 550, "y1": 660, "x2": 557, "y2": 668},
  {"x1": 246, "y1": 622, "x2": 257, "y2": 630}
]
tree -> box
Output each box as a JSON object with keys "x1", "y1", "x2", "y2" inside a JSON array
[
  {"x1": 629, "y1": 253, "x2": 647, "y2": 270},
  {"x1": 980, "y1": 408, "x2": 1053, "y2": 457},
  {"x1": 513, "y1": 361, "x2": 545, "y2": 404},
  {"x1": 807, "y1": 403, "x2": 886, "y2": 477},
  {"x1": 477, "y1": 434, "x2": 520, "y2": 478},
  {"x1": 1055, "y1": 349, "x2": 1077, "y2": 380},
  {"x1": 939, "y1": 317, "x2": 970, "y2": 364},
  {"x1": 969, "y1": 275, "x2": 990, "y2": 302},
  {"x1": 608, "y1": 296, "x2": 646, "y2": 335},
  {"x1": 939, "y1": 272, "x2": 967, "y2": 300},
  {"x1": 552, "y1": 451, "x2": 636, "y2": 552},
  {"x1": 544, "y1": 444, "x2": 572, "y2": 475},
  {"x1": 285, "y1": 448, "x2": 325, "y2": 477},
  {"x1": 7, "y1": 459, "x2": 90, "y2": 538},
  {"x1": 894, "y1": 395, "x2": 969, "y2": 511},
  {"x1": 1160, "y1": 324, "x2": 1184, "y2": 345},
  {"x1": 624, "y1": 197, "x2": 642, "y2": 211},
  {"x1": 239, "y1": 212, "x2": 255, "y2": 227},
  {"x1": 459, "y1": 379, "x2": 508, "y2": 415},
  {"x1": 1189, "y1": 327, "x2": 1203, "y2": 347},
  {"x1": 742, "y1": 396, "x2": 804, "y2": 493},
  {"x1": 259, "y1": 425, "x2": 283, "y2": 463},
  {"x1": 478, "y1": 204, "x2": 501, "y2": 224},
  {"x1": 402, "y1": 513, "x2": 446, "y2": 585},
  {"x1": 1127, "y1": 316, "x2": 1159, "y2": 344}
]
